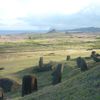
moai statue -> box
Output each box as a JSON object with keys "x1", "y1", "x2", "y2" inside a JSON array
[
  {"x1": 76, "y1": 57, "x2": 82, "y2": 68},
  {"x1": 0, "y1": 78, "x2": 20, "y2": 93},
  {"x1": 91, "y1": 51, "x2": 100, "y2": 62},
  {"x1": 76, "y1": 57, "x2": 88, "y2": 71},
  {"x1": 91, "y1": 51, "x2": 96, "y2": 58},
  {"x1": 0, "y1": 87, "x2": 3, "y2": 100},
  {"x1": 22, "y1": 75, "x2": 37, "y2": 97},
  {"x1": 51, "y1": 63, "x2": 62, "y2": 85},
  {"x1": 0, "y1": 78, "x2": 13, "y2": 93},
  {"x1": 39, "y1": 57, "x2": 43, "y2": 67},
  {"x1": 66, "y1": 55, "x2": 71, "y2": 61}
]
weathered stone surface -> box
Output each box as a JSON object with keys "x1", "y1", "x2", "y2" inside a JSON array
[
  {"x1": 52, "y1": 64, "x2": 62, "y2": 85},
  {"x1": 22, "y1": 75, "x2": 37, "y2": 97},
  {"x1": 0, "y1": 78, "x2": 20, "y2": 93},
  {"x1": 76, "y1": 57, "x2": 88, "y2": 71}
]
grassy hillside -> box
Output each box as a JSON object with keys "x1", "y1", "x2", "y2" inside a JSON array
[
  {"x1": 16, "y1": 62, "x2": 100, "y2": 100},
  {"x1": 0, "y1": 33, "x2": 100, "y2": 100}
]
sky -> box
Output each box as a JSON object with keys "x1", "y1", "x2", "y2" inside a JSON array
[{"x1": 0, "y1": 0, "x2": 100, "y2": 30}]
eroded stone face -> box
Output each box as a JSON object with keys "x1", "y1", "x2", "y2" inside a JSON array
[
  {"x1": 22, "y1": 75, "x2": 37, "y2": 97},
  {"x1": 76, "y1": 57, "x2": 88, "y2": 71},
  {"x1": 0, "y1": 78, "x2": 20, "y2": 93},
  {"x1": 52, "y1": 64, "x2": 62, "y2": 85}
]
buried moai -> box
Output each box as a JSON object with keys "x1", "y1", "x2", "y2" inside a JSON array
[
  {"x1": 0, "y1": 87, "x2": 3, "y2": 100},
  {"x1": 22, "y1": 75, "x2": 37, "y2": 97},
  {"x1": 39, "y1": 57, "x2": 44, "y2": 67},
  {"x1": 0, "y1": 78, "x2": 20, "y2": 93},
  {"x1": 76, "y1": 57, "x2": 88, "y2": 71},
  {"x1": 66, "y1": 55, "x2": 71, "y2": 61},
  {"x1": 91, "y1": 51, "x2": 100, "y2": 62},
  {"x1": 51, "y1": 63, "x2": 62, "y2": 85},
  {"x1": 0, "y1": 78, "x2": 13, "y2": 93}
]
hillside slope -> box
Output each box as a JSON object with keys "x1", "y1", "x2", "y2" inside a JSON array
[{"x1": 16, "y1": 62, "x2": 100, "y2": 100}]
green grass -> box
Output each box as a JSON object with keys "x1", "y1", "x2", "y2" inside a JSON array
[
  {"x1": 0, "y1": 33, "x2": 100, "y2": 100},
  {"x1": 0, "y1": 33, "x2": 100, "y2": 53},
  {"x1": 15, "y1": 62, "x2": 100, "y2": 100}
]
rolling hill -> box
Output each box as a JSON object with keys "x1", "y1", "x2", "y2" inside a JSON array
[
  {"x1": 67, "y1": 27, "x2": 100, "y2": 33},
  {"x1": 15, "y1": 61, "x2": 100, "y2": 100}
]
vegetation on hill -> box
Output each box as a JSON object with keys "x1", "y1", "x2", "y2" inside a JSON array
[
  {"x1": 15, "y1": 61, "x2": 100, "y2": 100},
  {"x1": 0, "y1": 33, "x2": 100, "y2": 53},
  {"x1": 0, "y1": 33, "x2": 100, "y2": 100}
]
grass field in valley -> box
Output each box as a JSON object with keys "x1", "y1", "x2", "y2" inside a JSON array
[{"x1": 0, "y1": 32, "x2": 100, "y2": 100}]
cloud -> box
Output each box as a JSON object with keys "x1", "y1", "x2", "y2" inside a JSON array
[
  {"x1": 18, "y1": 1, "x2": 100, "y2": 28},
  {"x1": 0, "y1": 0, "x2": 91, "y2": 19},
  {"x1": 0, "y1": 0, "x2": 100, "y2": 29}
]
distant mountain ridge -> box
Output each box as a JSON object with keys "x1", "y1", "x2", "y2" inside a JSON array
[
  {"x1": 47, "y1": 27, "x2": 100, "y2": 33},
  {"x1": 0, "y1": 27, "x2": 100, "y2": 34},
  {"x1": 67, "y1": 27, "x2": 100, "y2": 33}
]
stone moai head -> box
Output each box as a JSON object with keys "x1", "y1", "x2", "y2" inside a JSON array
[
  {"x1": 66, "y1": 55, "x2": 71, "y2": 61},
  {"x1": 76, "y1": 57, "x2": 88, "y2": 71},
  {"x1": 39, "y1": 57, "x2": 43, "y2": 67},
  {"x1": 22, "y1": 75, "x2": 37, "y2": 97}
]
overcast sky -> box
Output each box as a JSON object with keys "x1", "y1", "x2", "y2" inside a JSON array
[{"x1": 0, "y1": 0, "x2": 100, "y2": 30}]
